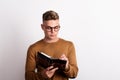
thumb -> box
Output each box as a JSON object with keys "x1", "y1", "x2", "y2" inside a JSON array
[{"x1": 51, "y1": 67, "x2": 58, "y2": 72}]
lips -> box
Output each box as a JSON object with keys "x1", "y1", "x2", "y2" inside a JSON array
[{"x1": 50, "y1": 35, "x2": 54, "y2": 37}]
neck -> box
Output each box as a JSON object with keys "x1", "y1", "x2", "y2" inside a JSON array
[{"x1": 43, "y1": 37, "x2": 59, "y2": 43}]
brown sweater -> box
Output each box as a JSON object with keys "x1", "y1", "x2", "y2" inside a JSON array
[{"x1": 25, "y1": 38, "x2": 78, "y2": 80}]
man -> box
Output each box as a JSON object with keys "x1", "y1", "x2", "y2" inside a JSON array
[{"x1": 25, "y1": 10, "x2": 78, "y2": 80}]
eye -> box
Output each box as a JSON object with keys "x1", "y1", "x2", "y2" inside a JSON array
[
  {"x1": 46, "y1": 26, "x2": 51, "y2": 29},
  {"x1": 54, "y1": 26, "x2": 60, "y2": 29}
]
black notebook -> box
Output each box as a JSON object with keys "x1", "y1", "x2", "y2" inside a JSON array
[{"x1": 36, "y1": 52, "x2": 67, "y2": 70}]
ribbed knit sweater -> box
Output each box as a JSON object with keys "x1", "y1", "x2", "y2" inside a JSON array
[{"x1": 25, "y1": 38, "x2": 78, "y2": 80}]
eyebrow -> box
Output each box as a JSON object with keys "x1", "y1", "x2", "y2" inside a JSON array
[{"x1": 45, "y1": 25, "x2": 60, "y2": 27}]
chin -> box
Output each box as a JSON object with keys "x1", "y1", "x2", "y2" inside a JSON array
[
  {"x1": 49, "y1": 37, "x2": 56, "y2": 40},
  {"x1": 49, "y1": 36, "x2": 57, "y2": 40}
]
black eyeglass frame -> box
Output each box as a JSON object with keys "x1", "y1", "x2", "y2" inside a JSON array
[{"x1": 44, "y1": 25, "x2": 60, "y2": 32}]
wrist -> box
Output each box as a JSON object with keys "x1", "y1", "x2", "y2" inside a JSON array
[
  {"x1": 41, "y1": 70, "x2": 49, "y2": 79},
  {"x1": 65, "y1": 65, "x2": 70, "y2": 72}
]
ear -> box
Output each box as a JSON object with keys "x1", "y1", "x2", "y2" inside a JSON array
[{"x1": 41, "y1": 24, "x2": 44, "y2": 30}]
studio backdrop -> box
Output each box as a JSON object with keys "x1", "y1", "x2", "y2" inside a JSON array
[{"x1": 0, "y1": 0, "x2": 120, "y2": 80}]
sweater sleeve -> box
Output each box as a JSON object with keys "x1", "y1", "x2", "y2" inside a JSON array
[
  {"x1": 25, "y1": 45, "x2": 49, "y2": 80},
  {"x1": 63, "y1": 42, "x2": 79, "y2": 78}
]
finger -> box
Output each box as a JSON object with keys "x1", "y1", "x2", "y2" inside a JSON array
[
  {"x1": 47, "y1": 66, "x2": 54, "y2": 71},
  {"x1": 50, "y1": 67, "x2": 58, "y2": 72},
  {"x1": 61, "y1": 54, "x2": 65, "y2": 57},
  {"x1": 60, "y1": 54, "x2": 65, "y2": 60}
]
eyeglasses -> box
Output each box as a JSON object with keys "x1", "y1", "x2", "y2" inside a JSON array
[{"x1": 44, "y1": 25, "x2": 60, "y2": 32}]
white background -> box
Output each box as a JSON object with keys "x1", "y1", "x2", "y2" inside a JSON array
[{"x1": 0, "y1": 0, "x2": 120, "y2": 80}]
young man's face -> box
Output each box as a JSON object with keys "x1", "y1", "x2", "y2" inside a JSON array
[{"x1": 41, "y1": 19, "x2": 60, "y2": 40}]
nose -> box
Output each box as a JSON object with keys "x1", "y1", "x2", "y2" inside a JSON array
[{"x1": 51, "y1": 28, "x2": 55, "y2": 33}]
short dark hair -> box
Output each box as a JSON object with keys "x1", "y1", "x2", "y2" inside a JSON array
[{"x1": 42, "y1": 10, "x2": 59, "y2": 21}]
